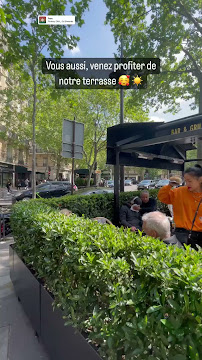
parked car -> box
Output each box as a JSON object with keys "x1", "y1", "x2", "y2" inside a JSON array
[
  {"x1": 52, "y1": 181, "x2": 78, "y2": 191},
  {"x1": 124, "y1": 179, "x2": 132, "y2": 186},
  {"x1": 76, "y1": 187, "x2": 114, "y2": 196},
  {"x1": 131, "y1": 178, "x2": 139, "y2": 185},
  {"x1": 155, "y1": 179, "x2": 170, "y2": 188},
  {"x1": 14, "y1": 181, "x2": 76, "y2": 202},
  {"x1": 137, "y1": 180, "x2": 156, "y2": 190},
  {"x1": 107, "y1": 180, "x2": 114, "y2": 188}
]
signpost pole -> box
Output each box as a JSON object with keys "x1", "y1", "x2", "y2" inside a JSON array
[
  {"x1": 71, "y1": 117, "x2": 76, "y2": 195},
  {"x1": 114, "y1": 147, "x2": 120, "y2": 225},
  {"x1": 120, "y1": 37, "x2": 124, "y2": 192}
]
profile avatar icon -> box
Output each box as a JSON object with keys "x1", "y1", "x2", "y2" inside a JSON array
[
  {"x1": 118, "y1": 75, "x2": 130, "y2": 86},
  {"x1": 39, "y1": 16, "x2": 46, "y2": 23}
]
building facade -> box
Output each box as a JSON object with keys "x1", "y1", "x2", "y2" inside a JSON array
[
  {"x1": 0, "y1": 35, "x2": 71, "y2": 187},
  {"x1": 27, "y1": 148, "x2": 71, "y2": 183}
]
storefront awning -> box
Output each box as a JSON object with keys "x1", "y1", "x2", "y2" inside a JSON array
[{"x1": 15, "y1": 165, "x2": 28, "y2": 173}]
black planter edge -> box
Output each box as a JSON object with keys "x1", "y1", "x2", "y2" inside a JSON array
[{"x1": 9, "y1": 245, "x2": 102, "y2": 360}]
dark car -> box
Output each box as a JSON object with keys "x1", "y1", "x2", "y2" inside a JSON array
[
  {"x1": 131, "y1": 178, "x2": 139, "y2": 184},
  {"x1": 107, "y1": 180, "x2": 114, "y2": 188},
  {"x1": 51, "y1": 181, "x2": 78, "y2": 191},
  {"x1": 76, "y1": 187, "x2": 114, "y2": 196},
  {"x1": 155, "y1": 179, "x2": 170, "y2": 188},
  {"x1": 137, "y1": 180, "x2": 156, "y2": 190},
  {"x1": 14, "y1": 182, "x2": 74, "y2": 201},
  {"x1": 124, "y1": 179, "x2": 132, "y2": 186}
]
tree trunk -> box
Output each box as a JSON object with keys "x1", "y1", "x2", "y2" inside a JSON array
[
  {"x1": 197, "y1": 74, "x2": 202, "y2": 165},
  {"x1": 120, "y1": 38, "x2": 125, "y2": 193},
  {"x1": 94, "y1": 161, "x2": 97, "y2": 185},
  {"x1": 94, "y1": 123, "x2": 97, "y2": 185},
  {"x1": 31, "y1": 64, "x2": 37, "y2": 199},
  {"x1": 56, "y1": 155, "x2": 62, "y2": 180},
  {"x1": 87, "y1": 165, "x2": 94, "y2": 187}
]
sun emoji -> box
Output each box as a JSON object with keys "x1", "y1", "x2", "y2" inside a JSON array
[{"x1": 133, "y1": 75, "x2": 143, "y2": 86}]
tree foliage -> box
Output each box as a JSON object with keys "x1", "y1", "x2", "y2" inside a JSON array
[
  {"x1": 0, "y1": 0, "x2": 91, "y2": 195},
  {"x1": 104, "y1": 0, "x2": 202, "y2": 113}
]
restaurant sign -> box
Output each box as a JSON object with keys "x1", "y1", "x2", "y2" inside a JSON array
[{"x1": 171, "y1": 123, "x2": 202, "y2": 135}]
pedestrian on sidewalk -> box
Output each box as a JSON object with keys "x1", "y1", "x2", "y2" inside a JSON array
[
  {"x1": 17, "y1": 179, "x2": 21, "y2": 190},
  {"x1": 25, "y1": 178, "x2": 29, "y2": 190},
  {"x1": 6, "y1": 179, "x2": 12, "y2": 194}
]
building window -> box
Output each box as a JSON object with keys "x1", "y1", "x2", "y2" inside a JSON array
[
  {"x1": 6, "y1": 145, "x2": 13, "y2": 163},
  {"x1": 18, "y1": 149, "x2": 24, "y2": 165},
  {"x1": 43, "y1": 157, "x2": 48, "y2": 167}
]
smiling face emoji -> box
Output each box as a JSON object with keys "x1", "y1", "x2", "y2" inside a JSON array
[{"x1": 118, "y1": 75, "x2": 130, "y2": 86}]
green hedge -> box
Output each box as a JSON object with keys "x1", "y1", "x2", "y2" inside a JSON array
[
  {"x1": 40, "y1": 189, "x2": 170, "y2": 222},
  {"x1": 11, "y1": 201, "x2": 202, "y2": 360},
  {"x1": 75, "y1": 178, "x2": 94, "y2": 187}
]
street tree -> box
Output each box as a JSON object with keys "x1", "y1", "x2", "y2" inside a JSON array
[
  {"x1": 104, "y1": 0, "x2": 202, "y2": 158},
  {"x1": 0, "y1": 0, "x2": 90, "y2": 197},
  {"x1": 0, "y1": 66, "x2": 149, "y2": 185},
  {"x1": 36, "y1": 88, "x2": 77, "y2": 179},
  {"x1": 73, "y1": 89, "x2": 149, "y2": 186},
  {"x1": 0, "y1": 63, "x2": 33, "y2": 158}
]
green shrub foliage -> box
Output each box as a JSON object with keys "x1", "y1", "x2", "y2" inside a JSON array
[
  {"x1": 39, "y1": 189, "x2": 170, "y2": 221},
  {"x1": 11, "y1": 201, "x2": 202, "y2": 360},
  {"x1": 75, "y1": 178, "x2": 94, "y2": 187}
]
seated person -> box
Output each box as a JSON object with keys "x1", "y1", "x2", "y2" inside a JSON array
[
  {"x1": 140, "y1": 191, "x2": 157, "y2": 216},
  {"x1": 142, "y1": 211, "x2": 183, "y2": 248},
  {"x1": 92, "y1": 217, "x2": 113, "y2": 225},
  {"x1": 120, "y1": 197, "x2": 142, "y2": 232},
  {"x1": 60, "y1": 208, "x2": 72, "y2": 217}
]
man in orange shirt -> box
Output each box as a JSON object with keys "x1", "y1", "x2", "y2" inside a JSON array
[{"x1": 158, "y1": 165, "x2": 202, "y2": 249}]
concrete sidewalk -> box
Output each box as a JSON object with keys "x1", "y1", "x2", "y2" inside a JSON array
[
  {"x1": 0, "y1": 239, "x2": 49, "y2": 360},
  {"x1": 0, "y1": 188, "x2": 18, "y2": 199}
]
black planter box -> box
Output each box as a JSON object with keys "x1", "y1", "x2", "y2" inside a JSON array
[
  {"x1": 41, "y1": 286, "x2": 102, "y2": 360},
  {"x1": 9, "y1": 245, "x2": 102, "y2": 360},
  {"x1": 9, "y1": 245, "x2": 14, "y2": 283},
  {"x1": 11, "y1": 245, "x2": 41, "y2": 336}
]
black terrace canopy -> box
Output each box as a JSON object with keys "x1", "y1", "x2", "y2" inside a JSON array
[{"x1": 106, "y1": 113, "x2": 202, "y2": 223}]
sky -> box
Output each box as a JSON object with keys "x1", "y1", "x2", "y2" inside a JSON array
[{"x1": 61, "y1": 0, "x2": 198, "y2": 123}]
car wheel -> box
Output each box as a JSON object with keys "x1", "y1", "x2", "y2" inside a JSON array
[{"x1": 22, "y1": 197, "x2": 31, "y2": 201}]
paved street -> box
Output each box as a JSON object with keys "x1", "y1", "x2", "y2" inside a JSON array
[
  {"x1": 0, "y1": 239, "x2": 49, "y2": 360},
  {"x1": 124, "y1": 184, "x2": 138, "y2": 192}
]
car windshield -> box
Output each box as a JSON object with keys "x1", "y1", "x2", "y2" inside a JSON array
[
  {"x1": 158, "y1": 180, "x2": 169, "y2": 184},
  {"x1": 36, "y1": 185, "x2": 51, "y2": 191},
  {"x1": 51, "y1": 182, "x2": 70, "y2": 185},
  {"x1": 36, "y1": 183, "x2": 49, "y2": 189},
  {"x1": 139, "y1": 180, "x2": 150, "y2": 184},
  {"x1": 108, "y1": 181, "x2": 113, "y2": 184}
]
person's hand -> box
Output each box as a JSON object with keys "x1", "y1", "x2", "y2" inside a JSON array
[
  {"x1": 131, "y1": 226, "x2": 137, "y2": 232},
  {"x1": 131, "y1": 204, "x2": 140, "y2": 211}
]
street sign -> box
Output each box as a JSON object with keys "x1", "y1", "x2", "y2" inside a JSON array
[
  {"x1": 62, "y1": 119, "x2": 84, "y2": 159},
  {"x1": 62, "y1": 143, "x2": 83, "y2": 159},
  {"x1": 62, "y1": 118, "x2": 84, "y2": 195}
]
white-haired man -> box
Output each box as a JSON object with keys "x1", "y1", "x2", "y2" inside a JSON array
[{"x1": 142, "y1": 211, "x2": 183, "y2": 248}]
